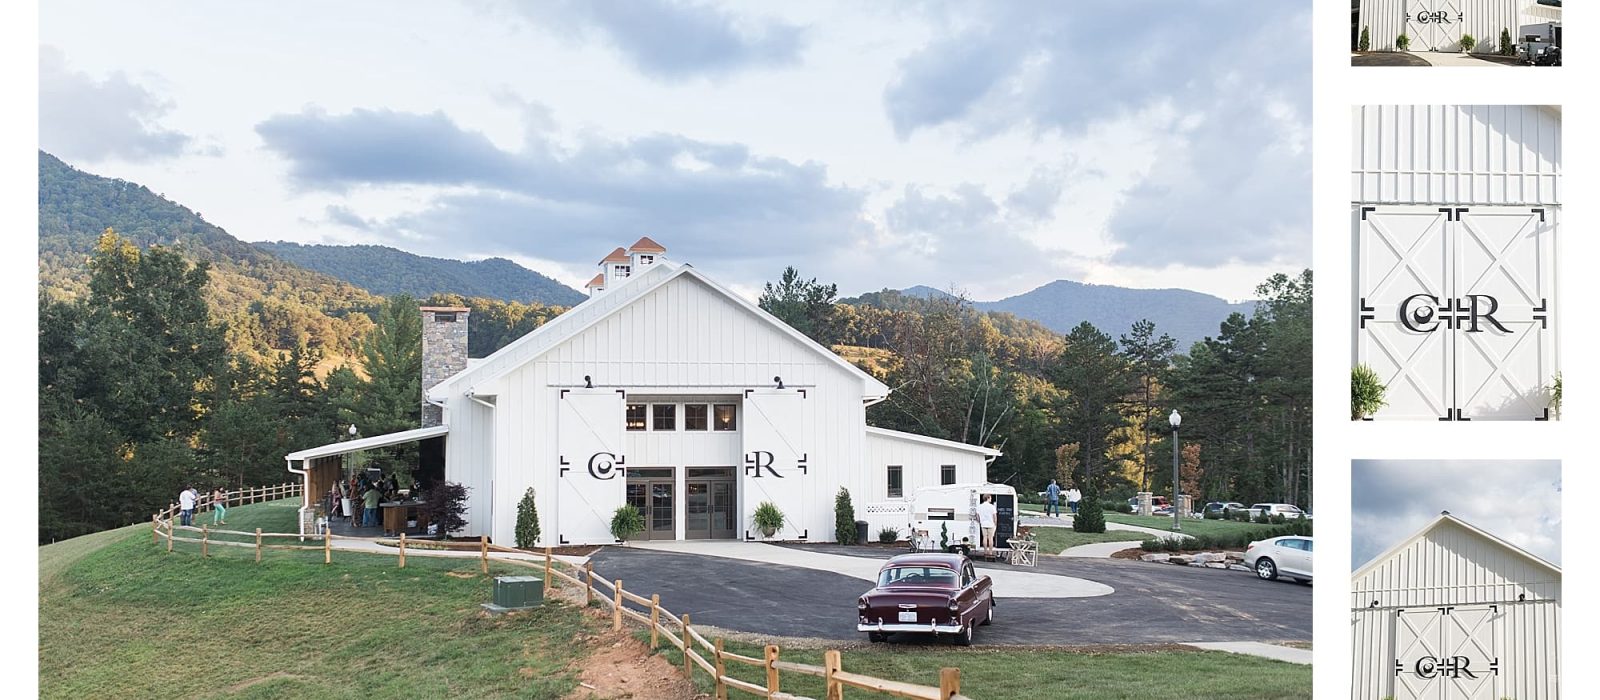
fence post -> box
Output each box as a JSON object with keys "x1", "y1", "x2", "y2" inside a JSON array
[
  {"x1": 201, "y1": 525, "x2": 209, "y2": 558},
  {"x1": 585, "y1": 563, "x2": 595, "y2": 606},
  {"x1": 166, "y1": 519, "x2": 174, "y2": 553},
  {"x1": 613, "y1": 580, "x2": 624, "y2": 631},
  {"x1": 479, "y1": 535, "x2": 488, "y2": 574},
  {"x1": 544, "y1": 547, "x2": 554, "y2": 596},
  {"x1": 255, "y1": 528, "x2": 262, "y2": 564},
  {"x1": 152, "y1": 514, "x2": 160, "y2": 544},
  {"x1": 649, "y1": 594, "x2": 661, "y2": 649},
  {"x1": 681, "y1": 614, "x2": 693, "y2": 680},
  {"x1": 324, "y1": 525, "x2": 331, "y2": 564},
  {"x1": 398, "y1": 533, "x2": 407, "y2": 568},
  {"x1": 764, "y1": 645, "x2": 780, "y2": 696},
  {"x1": 823, "y1": 649, "x2": 842, "y2": 700},
  {"x1": 714, "y1": 638, "x2": 727, "y2": 700},
  {"x1": 939, "y1": 667, "x2": 961, "y2": 699}
]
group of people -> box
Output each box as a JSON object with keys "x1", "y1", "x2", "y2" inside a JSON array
[
  {"x1": 325, "y1": 472, "x2": 415, "y2": 528},
  {"x1": 1042, "y1": 479, "x2": 1082, "y2": 517},
  {"x1": 176, "y1": 485, "x2": 231, "y2": 527}
]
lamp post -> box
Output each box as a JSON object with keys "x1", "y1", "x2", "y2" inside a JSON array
[{"x1": 1169, "y1": 410, "x2": 1181, "y2": 532}]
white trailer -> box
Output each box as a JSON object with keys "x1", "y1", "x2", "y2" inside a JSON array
[{"x1": 905, "y1": 483, "x2": 1017, "y2": 554}]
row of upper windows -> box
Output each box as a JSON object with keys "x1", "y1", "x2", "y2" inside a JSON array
[
  {"x1": 626, "y1": 403, "x2": 737, "y2": 432},
  {"x1": 886, "y1": 464, "x2": 957, "y2": 497}
]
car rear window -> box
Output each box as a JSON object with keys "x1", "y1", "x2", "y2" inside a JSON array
[{"x1": 878, "y1": 566, "x2": 958, "y2": 588}]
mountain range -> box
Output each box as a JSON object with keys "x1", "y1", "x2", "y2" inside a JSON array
[{"x1": 255, "y1": 242, "x2": 586, "y2": 307}]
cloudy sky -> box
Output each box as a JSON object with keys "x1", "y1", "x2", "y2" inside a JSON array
[
  {"x1": 1351, "y1": 460, "x2": 1561, "y2": 570},
  {"x1": 39, "y1": 0, "x2": 1309, "y2": 300}
]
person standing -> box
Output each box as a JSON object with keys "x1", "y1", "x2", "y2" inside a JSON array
[
  {"x1": 362, "y1": 483, "x2": 383, "y2": 528},
  {"x1": 210, "y1": 486, "x2": 228, "y2": 526},
  {"x1": 178, "y1": 485, "x2": 198, "y2": 527},
  {"x1": 976, "y1": 494, "x2": 998, "y2": 557},
  {"x1": 1066, "y1": 485, "x2": 1082, "y2": 515},
  {"x1": 1045, "y1": 479, "x2": 1062, "y2": 518}
]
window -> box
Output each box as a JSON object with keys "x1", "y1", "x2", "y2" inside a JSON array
[
  {"x1": 638, "y1": 254, "x2": 654, "y2": 265},
  {"x1": 434, "y1": 312, "x2": 456, "y2": 323},
  {"x1": 652, "y1": 404, "x2": 676, "y2": 431},
  {"x1": 713, "y1": 404, "x2": 737, "y2": 431},
  {"x1": 940, "y1": 465, "x2": 956, "y2": 485},
  {"x1": 684, "y1": 404, "x2": 708, "y2": 431},
  {"x1": 887, "y1": 465, "x2": 903, "y2": 498},
  {"x1": 625, "y1": 404, "x2": 646, "y2": 431},
  {"x1": 614, "y1": 264, "x2": 632, "y2": 278}
]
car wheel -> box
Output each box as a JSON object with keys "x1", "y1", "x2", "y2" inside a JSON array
[
  {"x1": 980, "y1": 599, "x2": 994, "y2": 626},
  {"x1": 868, "y1": 632, "x2": 887, "y2": 643},
  {"x1": 1255, "y1": 557, "x2": 1278, "y2": 581},
  {"x1": 954, "y1": 622, "x2": 974, "y2": 646}
]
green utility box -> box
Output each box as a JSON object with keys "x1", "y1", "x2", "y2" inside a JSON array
[{"x1": 483, "y1": 575, "x2": 543, "y2": 614}]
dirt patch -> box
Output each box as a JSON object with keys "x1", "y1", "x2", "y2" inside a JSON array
[
  {"x1": 1108, "y1": 547, "x2": 1148, "y2": 560},
  {"x1": 564, "y1": 630, "x2": 704, "y2": 699}
]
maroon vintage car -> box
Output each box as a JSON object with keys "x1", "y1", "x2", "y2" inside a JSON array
[{"x1": 857, "y1": 552, "x2": 994, "y2": 645}]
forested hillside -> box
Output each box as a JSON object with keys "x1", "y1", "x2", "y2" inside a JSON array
[
  {"x1": 38, "y1": 152, "x2": 377, "y2": 364},
  {"x1": 256, "y1": 242, "x2": 587, "y2": 307}
]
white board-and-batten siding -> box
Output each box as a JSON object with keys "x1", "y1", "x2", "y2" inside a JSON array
[
  {"x1": 862, "y1": 431, "x2": 989, "y2": 503},
  {"x1": 484, "y1": 272, "x2": 871, "y2": 546},
  {"x1": 1352, "y1": 104, "x2": 1561, "y2": 207},
  {"x1": 1350, "y1": 516, "x2": 1560, "y2": 699},
  {"x1": 1356, "y1": 0, "x2": 1561, "y2": 53}
]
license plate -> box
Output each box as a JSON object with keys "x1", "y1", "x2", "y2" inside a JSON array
[{"x1": 897, "y1": 611, "x2": 918, "y2": 623}]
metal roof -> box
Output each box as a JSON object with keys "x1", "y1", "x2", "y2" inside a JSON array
[{"x1": 284, "y1": 425, "x2": 448, "y2": 462}]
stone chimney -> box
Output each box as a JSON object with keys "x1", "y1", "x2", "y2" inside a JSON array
[{"x1": 420, "y1": 305, "x2": 470, "y2": 427}]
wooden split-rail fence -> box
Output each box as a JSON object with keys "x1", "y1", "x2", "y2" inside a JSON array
[{"x1": 152, "y1": 484, "x2": 971, "y2": 700}]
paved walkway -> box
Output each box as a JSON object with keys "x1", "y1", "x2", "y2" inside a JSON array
[
  {"x1": 628, "y1": 540, "x2": 1113, "y2": 598},
  {"x1": 1185, "y1": 641, "x2": 1312, "y2": 665},
  {"x1": 1413, "y1": 51, "x2": 1508, "y2": 67},
  {"x1": 1020, "y1": 513, "x2": 1192, "y2": 557}
]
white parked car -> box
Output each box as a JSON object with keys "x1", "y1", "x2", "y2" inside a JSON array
[
  {"x1": 1244, "y1": 536, "x2": 1312, "y2": 584},
  {"x1": 1248, "y1": 503, "x2": 1311, "y2": 520}
]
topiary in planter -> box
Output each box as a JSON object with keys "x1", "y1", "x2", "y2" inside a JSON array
[
  {"x1": 1397, "y1": 33, "x2": 1411, "y2": 51},
  {"x1": 514, "y1": 487, "x2": 540, "y2": 548},
  {"x1": 1351, "y1": 363, "x2": 1387, "y2": 420},
  {"x1": 611, "y1": 504, "x2": 645, "y2": 542},
  {"x1": 753, "y1": 501, "x2": 785, "y2": 537},
  {"x1": 1460, "y1": 34, "x2": 1477, "y2": 53}
]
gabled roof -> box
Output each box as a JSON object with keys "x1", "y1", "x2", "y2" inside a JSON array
[
  {"x1": 585, "y1": 273, "x2": 606, "y2": 288},
  {"x1": 427, "y1": 261, "x2": 890, "y2": 402},
  {"x1": 865, "y1": 427, "x2": 1002, "y2": 457},
  {"x1": 600, "y1": 247, "x2": 629, "y2": 264},
  {"x1": 628, "y1": 236, "x2": 666, "y2": 253},
  {"x1": 1352, "y1": 511, "x2": 1561, "y2": 581}
]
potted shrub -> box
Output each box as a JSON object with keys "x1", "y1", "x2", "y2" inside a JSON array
[
  {"x1": 1351, "y1": 363, "x2": 1387, "y2": 420},
  {"x1": 1396, "y1": 33, "x2": 1411, "y2": 51},
  {"x1": 1460, "y1": 34, "x2": 1477, "y2": 53},
  {"x1": 752, "y1": 501, "x2": 785, "y2": 538},
  {"x1": 611, "y1": 504, "x2": 645, "y2": 542}
]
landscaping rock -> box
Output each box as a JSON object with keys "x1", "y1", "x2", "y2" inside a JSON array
[
  {"x1": 1205, "y1": 563, "x2": 1228, "y2": 569},
  {"x1": 1168, "y1": 556, "x2": 1190, "y2": 565},
  {"x1": 1229, "y1": 564, "x2": 1252, "y2": 572},
  {"x1": 1140, "y1": 553, "x2": 1172, "y2": 563},
  {"x1": 1192, "y1": 552, "x2": 1226, "y2": 564},
  {"x1": 1188, "y1": 562, "x2": 1210, "y2": 568}
]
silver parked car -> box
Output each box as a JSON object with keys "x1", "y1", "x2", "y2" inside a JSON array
[{"x1": 1244, "y1": 535, "x2": 1312, "y2": 584}]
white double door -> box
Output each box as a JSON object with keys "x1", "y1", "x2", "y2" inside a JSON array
[
  {"x1": 1392, "y1": 605, "x2": 1501, "y2": 700},
  {"x1": 1404, "y1": 0, "x2": 1463, "y2": 51},
  {"x1": 1356, "y1": 205, "x2": 1557, "y2": 421}
]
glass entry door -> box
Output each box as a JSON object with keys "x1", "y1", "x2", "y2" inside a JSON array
[
  {"x1": 685, "y1": 467, "x2": 736, "y2": 540},
  {"x1": 625, "y1": 468, "x2": 676, "y2": 541}
]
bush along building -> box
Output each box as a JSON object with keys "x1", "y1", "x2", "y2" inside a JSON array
[
  {"x1": 1352, "y1": 105, "x2": 1559, "y2": 420},
  {"x1": 1353, "y1": 0, "x2": 1561, "y2": 54},
  {"x1": 1350, "y1": 511, "x2": 1560, "y2": 699},
  {"x1": 286, "y1": 238, "x2": 999, "y2": 544}
]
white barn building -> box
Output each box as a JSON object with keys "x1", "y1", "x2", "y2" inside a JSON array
[
  {"x1": 1353, "y1": 0, "x2": 1561, "y2": 53},
  {"x1": 288, "y1": 238, "x2": 1000, "y2": 545},
  {"x1": 1350, "y1": 512, "x2": 1561, "y2": 699},
  {"x1": 1352, "y1": 105, "x2": 1560, "y2": 421}
]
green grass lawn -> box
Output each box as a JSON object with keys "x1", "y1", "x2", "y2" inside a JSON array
[
  {"x1": 1104, "y1": 514, "x2": 1286, "y2": 539},
  {"x1": 642, "y1": 633, "x2": 1312, "y2": 700},
  {"x1": 1027, "y1": 526, "x2": 1149, "y2": 554},
  {"x1": 40, "y1": 500, "x2": 598, "y2": 699}
]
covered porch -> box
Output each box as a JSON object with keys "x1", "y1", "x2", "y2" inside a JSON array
[{"x1": 285, "y1": 425, "x2": 448, "y2": 536}]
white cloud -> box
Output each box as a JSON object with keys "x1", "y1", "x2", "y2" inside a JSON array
[{"x1": 1352, "y1": 460, "x2": 1562, "y2": 569}]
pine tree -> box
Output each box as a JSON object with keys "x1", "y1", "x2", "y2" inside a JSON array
[
  {"x1": 515, "y1": 488, "x2": 540, "y2": 548},
  {"x1": 1052, "y1": 322, "x2": 1133, "y2": 493},
  {"x1": 759, "y1": 266, "x2": 844, "y2": 346}
]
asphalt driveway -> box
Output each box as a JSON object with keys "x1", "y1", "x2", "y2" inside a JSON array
[
  {"x1": 1351, "y1": 52, "x2": 1431, "y2": 66},
  {"x1": 587, "y1": 543, "x2": 1310, "y2": 645}
]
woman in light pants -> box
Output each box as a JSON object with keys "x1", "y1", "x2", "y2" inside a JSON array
[{"x1": 211, "y1": 487, "x2": 228, "y2": 526}]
